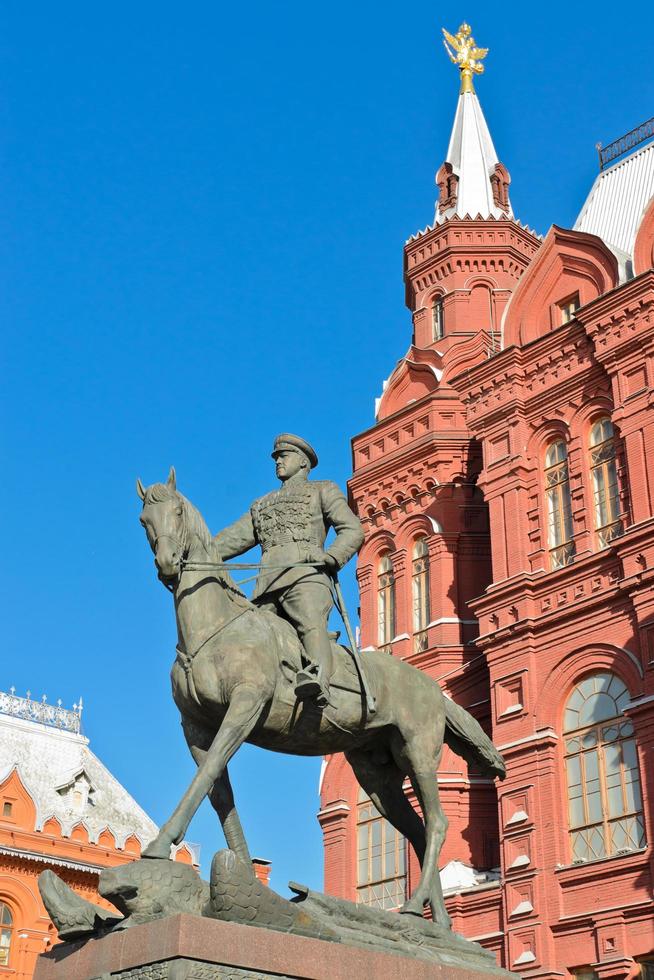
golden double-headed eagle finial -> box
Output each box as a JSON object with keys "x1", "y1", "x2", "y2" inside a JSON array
[{"x1": 442, "y1": 23, "x2": 488, "y2": 94}]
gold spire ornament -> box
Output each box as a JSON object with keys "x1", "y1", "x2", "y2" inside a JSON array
[{"x1": 442, "y1": 23, "x2": 488, "y2": 94}]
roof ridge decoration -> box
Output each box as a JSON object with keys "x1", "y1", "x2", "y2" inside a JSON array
[
  {"x1": 435, "y1": 24, "x2": 513, "y2": 226},
  {"x1": 0, "y1": 688, "x2": 83, "y2": 734},
  {"x1": 597, "y1": 116, "x2": 654, "y2": 171}
]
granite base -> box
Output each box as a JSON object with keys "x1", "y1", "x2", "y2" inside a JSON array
[{"x1": 34, "y1": 913, "x2": 512, "y2": 980}]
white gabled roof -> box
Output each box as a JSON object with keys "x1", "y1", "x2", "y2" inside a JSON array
[
  {"x1": 435, "y1": 91, "x2": 513, "y2": 224},
  {"x1": 574, "y1": 139, "x2": 654, "y2": 274},
  {"x1": 0, "y1": 692, "x2": 201, "y2": 865},
  {"x1": 0, "y1": 710, "x2": 158, "y2": 849}
]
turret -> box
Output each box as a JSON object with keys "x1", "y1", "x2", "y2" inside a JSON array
[{"x1": 404, "y1": 24, "x2": 539, "y2": 359}]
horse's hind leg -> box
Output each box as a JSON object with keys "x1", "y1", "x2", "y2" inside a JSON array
[
  {"x1": 180, "y1": 718, "x2": 251, "y2": 865},
  {"x1": 345, "y1": 746, "x2": 426, "y2": 878},
  {"x1": 392, "y1": 730, "x2": 451, "y2": 927}
]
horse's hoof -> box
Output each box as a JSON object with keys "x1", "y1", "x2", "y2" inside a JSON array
[
  {"x1": 399, "y1": 900, "x2": 424, "y2": 918},
  {"x1": 142, "y1": 839, "x2": 172, "y2": 860}
]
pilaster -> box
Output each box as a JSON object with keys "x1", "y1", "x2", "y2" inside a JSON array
[{"x1": 318, "y1": 800, "x2": 355, "y2": 902}]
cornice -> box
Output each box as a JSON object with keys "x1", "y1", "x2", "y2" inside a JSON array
[
  {"x1": 452, "y1": 275, "x2": 654, "y2": 410},
  {"x1": 473, "y1": 548, "x2": 620, "y2": 612},
  {"x1": 496, "y1": 728, "x2": 558, "y2": 755},
  {"x1": 352, "y1": 387, "x2": 463, "y2": 446},
  {"x1": 350, "y1": 431, "x2": 475, "y2": 489},
  {"x1": 575, "y1": 269, "x2": 654, "y2": 326},
  {"x1": 582, "y1": 282, "x2": 654, "y2": 364},
  {"x1": 452, "y1": 322, "x2": 603, "y2": 431},
  {"x1": 403, "y1": 218, "x2": 541, "y2": 309},
  {"x1": 553, "y1": 848, "x2": 650, "y2": 890},
  {"x1": 499, "y1": 360, "x2": 606, "y2": 433},
  {"x1": 0, "y1": 843, "x2": 102, "y2": 875},
  {"x1": 471, "y1": 553, "x2": 631, "y2": 647},
  {"x1": 405, "y1": 216, "x2": 541, "y2": 261}
]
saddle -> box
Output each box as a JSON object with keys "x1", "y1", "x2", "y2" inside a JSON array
[{"x1": 260, "y1": 612, "x2": 370, "y2": 709}]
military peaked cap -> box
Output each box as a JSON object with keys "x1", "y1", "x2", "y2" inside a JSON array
[{"x1": 271, "y1": 433, "x2": 319, "y2": 469}]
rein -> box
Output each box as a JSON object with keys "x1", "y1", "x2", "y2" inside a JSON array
[
  {"x1": 180, "y1": 560, "x2": 328, "y2": 570},
  {"x1": 180, "y1": 558, "x2": 329, "y2": 588},
  {"x1": 156, "y1": 502, "x2": 341, "y2": 706}
]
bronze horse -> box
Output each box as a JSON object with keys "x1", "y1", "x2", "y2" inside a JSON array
[{"x1": 137, "y1": 468, "x2": 505, "y2": 925}]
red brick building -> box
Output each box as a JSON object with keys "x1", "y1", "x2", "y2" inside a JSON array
[{"x1": 319, "y1": 33, "x2": 654, "y2": 980}]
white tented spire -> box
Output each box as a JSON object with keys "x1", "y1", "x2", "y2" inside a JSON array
[{"x1": 435, "y1": 89, "x2": 513, "y2": 224}]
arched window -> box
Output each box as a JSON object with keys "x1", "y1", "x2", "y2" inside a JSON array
[
  {"x1": 0, "y1": 902, "x2": 13, "y2": 967},
  {"x1": 545, "y1": 440, "x2": 575, "y2": 568},
  {"x1": 377, "y1": 556, "x2": 395, "y2": 652},
  {"x1": 412, "y1": 538, "x2": 430, "y2": 653},
  {"x1": 356, "y1": 788, "x2": 406, "y2": 910},
  {"x1": 589, "y1": 418, "x2": 623, "y2": 548},
  {"x1": 432, "y1": 297, "x2": 444, "y2": 341},
  {"x1": 564, "y1": 672, "x2": 645, "y2": 863}
]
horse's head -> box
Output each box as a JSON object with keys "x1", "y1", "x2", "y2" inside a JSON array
[{"x1": 136, "y1": 466, "x2": 188, "y2": 579}]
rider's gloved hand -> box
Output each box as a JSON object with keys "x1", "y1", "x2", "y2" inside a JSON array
[{"x1": 305, "y1": 547, "x2": 338, "y2": 571}]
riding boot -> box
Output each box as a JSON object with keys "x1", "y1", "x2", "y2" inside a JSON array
[{"x1": 295, "y1": 627, "x2": 333, "y2": 706}]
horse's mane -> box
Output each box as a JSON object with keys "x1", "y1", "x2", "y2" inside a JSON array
[{"x1": 144, "y1": 483, "x2": 250, "y2": 605}]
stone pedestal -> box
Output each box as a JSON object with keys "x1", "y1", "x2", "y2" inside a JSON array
[{"x1": 34, "y1": 913, "x2": 511, "y2": 980}]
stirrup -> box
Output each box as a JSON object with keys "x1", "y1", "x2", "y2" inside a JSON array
[
  {"x1": 295, "y1": 669, "x2": 322, "y2": 700},
  {"x1": 295, "y1": 668, "x2": 331, "y2": 707}
]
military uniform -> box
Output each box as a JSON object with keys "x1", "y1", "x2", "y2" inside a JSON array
[{"x1": 214, "y1": 435, "x2": 364, "y2": 703}]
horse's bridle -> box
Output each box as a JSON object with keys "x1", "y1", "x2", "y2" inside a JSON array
[{"x1": 153, "y1": 501, "x2": 190, "y2": 592}]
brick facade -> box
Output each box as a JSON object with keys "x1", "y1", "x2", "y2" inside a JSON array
[{"x1": 319, "y1": 92, "x2": 654, "y2": 979}]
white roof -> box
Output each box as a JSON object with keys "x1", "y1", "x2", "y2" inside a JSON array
[
  {"x1": 574, "y1": 139, "x2": 654, "y2": 274},
  {"x1": 435, "y1": 91, "x2": 513, "y2": 224},
  {"x1": 0, "y1": 704, "x2": 158, "y2": 850},
  {"x1": 440, "y1": 859, "x2": 500, "y2": 894}
]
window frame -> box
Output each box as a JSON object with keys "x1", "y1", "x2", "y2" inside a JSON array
[
  {"x1": 558, "y1": 292, "x2": 581, "y2": 325},
  {"x1": 356, "y1": 792, "x2": 407, "y2": 911},
  {"x1": 563, "y1": 672, "x2": 646, "y2": 865},
  {"x1": 377, "y1": 554, "x2": 395, "y2": 652},
  {"x1": 432, "y1": 297, "x2": 444, "y2": 341},
  {"x1": 0, "y1": 900, "x2": 14, "y2": 969},
  {"x1": 411, "y1": 537, "x2": 430, "y2": 653},
  {"x1": 544, "y1": 438, "x2": 575, "y2": 569},
  {"x1": 588, "y1": 417, "x2": 623, "y2": 549}
]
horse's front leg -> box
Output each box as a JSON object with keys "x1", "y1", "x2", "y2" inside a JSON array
[
  {"x1": 143, "y1": 686, "x2": 264, "y2": 860},
  {"x1": 182, "y1": 718, "x2": 251, "y2": 865}
]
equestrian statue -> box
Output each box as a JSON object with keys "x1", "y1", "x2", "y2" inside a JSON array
[
  {"x1": 135, "y1": 435, "x2": 506, "y2": 926},
  {"x1": 214, "y1": 433, "x2": 364, "y2": 707}
]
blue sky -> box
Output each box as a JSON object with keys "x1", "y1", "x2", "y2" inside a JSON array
[{"x1": 3, "y1": 1, "x2": 654, "y2": 894}]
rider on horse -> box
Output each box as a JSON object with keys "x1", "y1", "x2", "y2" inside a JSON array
[{"x1": 213, "y1": 434, "x2": 364, "y2": 706}]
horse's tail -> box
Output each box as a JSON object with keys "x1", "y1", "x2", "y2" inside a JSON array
[{"x1": 443, "y1": 695, "x2": 506, "y2": 780}]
